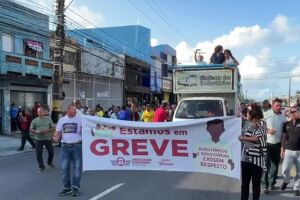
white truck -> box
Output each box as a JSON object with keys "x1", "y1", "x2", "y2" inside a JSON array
[{"x1": 172, "y1": 64, "x2": 242, "y2": 121}]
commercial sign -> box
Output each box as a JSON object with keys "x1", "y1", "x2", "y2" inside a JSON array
[
  {"x1": 25, "y1": 40, "x2": 43, "y2": 52},
  {"x1": 174, "y1": 69, "x2": 233, "y2": 93},
  {"x1": 82, "y1": 116, "x2": 241, "y2": 180},
  {"x1": 81, "y1": 48, "x2": 125, "y2": 80},
  {"x1": 163, "y1": 79, "x2": 172, "y2": 91}
]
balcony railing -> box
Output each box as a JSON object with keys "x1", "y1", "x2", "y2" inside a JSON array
[{"x1": 0, "y1": 51, "x2": 53, "y2": 78}]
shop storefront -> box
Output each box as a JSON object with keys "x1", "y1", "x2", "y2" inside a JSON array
[{"x1": 0, "y1": 75, "x2": 52, "y2": 134}]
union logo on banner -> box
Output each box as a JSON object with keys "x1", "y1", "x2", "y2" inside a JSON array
[{"x1": 111, "y1": 157, "x2": 131, "y2": 166}]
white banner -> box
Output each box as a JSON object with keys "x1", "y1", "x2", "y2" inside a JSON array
[
  {"x1": 174, "y1": 69, "x2": 233, "y2": 93},
  {"x1": 82, "y1": 116, "x2": 241, "y2": 180}
]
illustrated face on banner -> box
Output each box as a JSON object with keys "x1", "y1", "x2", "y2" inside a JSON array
[{"x1": 206, "y1": 119, "x2": 225, "y2": 143}]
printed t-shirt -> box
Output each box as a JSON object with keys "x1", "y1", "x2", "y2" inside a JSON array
[{"x1": 56, "y1": 116, "x2": 82, "y2": 143}]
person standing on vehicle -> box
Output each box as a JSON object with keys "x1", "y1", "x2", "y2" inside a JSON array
[
  {"x1": 30, "y1": 107, "x2": 55, "y2": 173},
  {"x1": 210, "y1": 45, "x2": 225, "y2": 64},
  {"x1": 262, "y1": 98, "x2": 286, "y2": 193},
  {"x1": 53, "y1": 105, "x2": 82, "y2": 197},
  {"x1": 280, "y1": 106, "x2": 300, "y2": 196}
]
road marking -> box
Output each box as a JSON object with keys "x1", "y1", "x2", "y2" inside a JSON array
[{"x1": 89, "y1": 183, "x2": 124, "y2": 200}]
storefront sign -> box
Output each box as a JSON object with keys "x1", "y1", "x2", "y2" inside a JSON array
[
  {"x1": 25, "y1": 40, "x2": 43, "y2": 52},
  {"x1": 82, "y1": 116, "x2": 241, "y2": 180},
  {"x1": 174, "y1": 69, "x2": 233, "y2": 93},
  {"x1": 163, "y1": 79, "x2": 172, "y2": 91}
]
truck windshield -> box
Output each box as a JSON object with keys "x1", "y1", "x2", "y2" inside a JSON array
[{"x1": 175, "y1": 100, "x2": 224, "y2": 119}]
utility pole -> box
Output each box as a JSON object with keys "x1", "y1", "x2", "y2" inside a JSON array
[
  {"x1": 53, "y1": 0, "x2": 65, "y2": 111},
  {"x1": 288, "y1": 77, "x2": 291, "y2": 106}
]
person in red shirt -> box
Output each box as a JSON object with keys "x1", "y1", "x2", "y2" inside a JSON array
[{"x1": 153, "y1": 101, "x2": 169, "y2": 122}]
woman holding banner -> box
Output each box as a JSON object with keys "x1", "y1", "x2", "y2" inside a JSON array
[{"x1": 239, "y1": 103, "x2": 267, "y2": 200}]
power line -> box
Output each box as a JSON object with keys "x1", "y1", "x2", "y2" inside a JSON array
[
  {"x1": 127, "y1": 0, "x2": 181, "y2": 42},
  {"x1": 146, "y1": 0, "x2": 190, "y2": 42},
  {"x1": 2, "y1": 0, "x2": 168, "y2": 78}
]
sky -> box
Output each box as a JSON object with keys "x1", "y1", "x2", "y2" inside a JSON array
[{"x1": 17, "y1": 0, "x2": 300, "y2": 102}]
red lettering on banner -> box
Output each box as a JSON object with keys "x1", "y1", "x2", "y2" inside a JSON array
[
  {"x1": 90, "y1": 139, "x2": 109, "y2": 155},
  {"x1": 150, "y1": 139, "x2": 169, "y2": 156},
  {"x1": 132, "y1": 139, "x2": 148, "y2": 155},
  {"x1": 120, "y1": 127, "x2": 127, "y2": 134},
  {"x1": 90, "y1": 139, "x2": 189, "y2": 157},
  {"x1": 172, "y1": 140, "x2": 188, "y2": 157},
  {"x1": 112, "y1": 139, "x2": 130, "y2": 155}
]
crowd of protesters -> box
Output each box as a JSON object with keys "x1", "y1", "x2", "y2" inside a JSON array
[
  {"x1": 69, "y1": 99, "x2": 177, "y2": 123},
  {"x1": 240, "y1": 98, "x2": 300, "y2": 200},
  {"x1": 9, "y1": 97, "x2": 300, "y2": 199}
]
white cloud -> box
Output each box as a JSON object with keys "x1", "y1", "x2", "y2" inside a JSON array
[
  {"x1": 239, "y1": 55, "x2": 265, "y2": 78},
  {"x1": 16, "y1": 0, "x2": 104, "y2": 29},
  {"x1": 175, "y1": 25, "x2": 269, "y2": 64},
  {"x1": 255, "y1": 89, "x2": 271, "y2": 99},
  {"x1": 175, "y1": 41, "x2": 194, "y2": 64},
  {"x1": 271, "y1": 15, "x2": 300, "y2": 42},
  {"x1": 151, "y1": 38, "x2": 159, "y2": 47},
  {"x1": 291, "y1": 62, "x2": 300, "y2": 82},
  {"x1": 66, "y1": 4, "x2": 104, "y2": 28},
  {"x1": 214, "y1": 25, "x2": 270, "y2": 48}
]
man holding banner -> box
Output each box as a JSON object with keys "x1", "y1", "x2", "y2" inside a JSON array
[{"x1": 53, "y1": 105, "x2": 83, "y2": 197}]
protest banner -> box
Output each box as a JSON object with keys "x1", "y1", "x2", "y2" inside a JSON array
[{"x1": 82, "y1": 116, "x2": 241, "y2": 179}]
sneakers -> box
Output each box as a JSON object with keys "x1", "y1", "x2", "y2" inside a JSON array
[
  {"x1": 59, "y1": 188, "x2": 72, "y2": 196},
  {"x1": 280, "y1": 182, "x2": 288, "y2": 190},
  {"x1": 72, "y1": 188, "x2": 80, "y2": 196},
  {"x1": 48, "y1": 163, "x2": 56, "y2": 168},
  {"x1": 294, "y1": 190, "x2": 300, "y2": 196},
  {"x1": 36, "y1": 168, "x2": 46, "y2": 174},
  {"x1": 263, "y1": 188, "x2": 269, "y2": 194}
]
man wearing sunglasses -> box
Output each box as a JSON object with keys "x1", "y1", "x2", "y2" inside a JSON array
[{"x1": 280, "y1": 107, "x2": 300, "y2": 196}]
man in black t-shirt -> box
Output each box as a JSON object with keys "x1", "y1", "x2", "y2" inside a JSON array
[{"x1": 280, "y1": 107, "x2": 300, "y2": 196}]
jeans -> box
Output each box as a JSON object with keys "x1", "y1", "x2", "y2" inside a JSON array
[
  {"x1": 282, "y1": 149, "x2": 300, "y2": 190},
  {"x1": 241, "y1": 162, "x2": 263, "y2": 200},
  {"x1": 35, "y1": 140, "x2": 54, "y2": 169},
  {"x1": 61, "y1": 144, "x2": 82, "y2": 189},
  {"x1": 20, "y1": 131, "x2": 35, "y2": 149},
  {"x1": 262, "y1": 142, "x2": 281, "y2": 188}
]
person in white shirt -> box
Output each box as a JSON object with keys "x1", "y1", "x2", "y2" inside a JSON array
[
  {"x1": 223, "y1": 49, "x2": 239, "y2": 65},
  {"x1": 73, "y1": 99, "x2": 83, "y2": 117},
  {"x1": 262, "y1": 98, "x2": 286, "y2": 194},
  {"x1": 53, "y1": 105, "x2": 82, "y2": 197}
]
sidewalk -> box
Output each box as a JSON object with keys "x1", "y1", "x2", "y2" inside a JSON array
[{"x1": 0, "y1": 133, "x2": 34, "y2": 157}]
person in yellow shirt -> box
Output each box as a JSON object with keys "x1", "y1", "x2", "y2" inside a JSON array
[
  {"x1": 95, "y1": 106, "x2": 104, "y2": 117},
  {"x1": 141, "y1": 104, "x2": 154, "y2": 122}
]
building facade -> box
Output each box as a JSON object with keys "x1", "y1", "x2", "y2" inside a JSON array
[
  {"x1": 151, "y1": 45, "x2": 177, "y2": 104},
  {"x1": 0, "y1": 0, "x2": 53, "y2": 133},
  {"x1": 67, "y1": 25, "x2": 151, "y2": 106}
]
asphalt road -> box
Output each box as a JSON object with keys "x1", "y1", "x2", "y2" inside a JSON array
[{"x1": 0, "y1": 148, "x2": 298, "y2": 200}]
